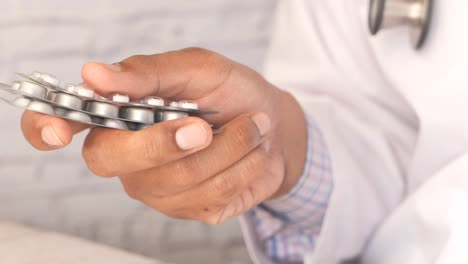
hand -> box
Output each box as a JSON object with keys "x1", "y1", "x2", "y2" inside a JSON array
[{"x1": 21, "y1": 48, "x2": 308, "y2": 224}]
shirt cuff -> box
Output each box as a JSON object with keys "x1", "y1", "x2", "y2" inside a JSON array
[
  {"x1": 246, "y1": 115, "x2": 333, "y2": 262},
  {"x1": 264, "y1": 114, "x2": 332, "y2": 222}
]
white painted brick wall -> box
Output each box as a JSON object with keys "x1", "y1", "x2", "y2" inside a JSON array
[{"x1": 0, "y1": 1, "x2": 277, "y2": 263}]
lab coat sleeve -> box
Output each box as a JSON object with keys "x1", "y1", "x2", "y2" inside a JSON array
[{"x1": 240, "y1": 0, "x2": 419, "y2": 263}]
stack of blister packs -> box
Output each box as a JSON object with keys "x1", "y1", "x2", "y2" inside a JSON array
[{"x1": 0, "y1": 72, "x2": 218, "y2": 131}]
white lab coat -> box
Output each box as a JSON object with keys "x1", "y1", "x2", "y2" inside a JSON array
[{"x1": 240, "y1": 0, "x2": 468, "y2": 263}]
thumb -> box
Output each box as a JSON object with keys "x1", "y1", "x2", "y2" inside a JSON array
[{"x1": 81, "y1": 48, "x2": 236, "y2": 101}]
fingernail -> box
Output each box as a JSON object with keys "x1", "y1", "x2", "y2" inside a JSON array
[
  {"x1": 251, "y1": 113, "x2": 271, "y2": 136},
  {"x1": 41, "y1": 126, "x2": 64, "y2": 147},
  {"x1": 103, "y1": 63, "x2": 122, "y2": 72},
  {"x1": 175, "y1": 124, "x2": 209, "y2": 150}
]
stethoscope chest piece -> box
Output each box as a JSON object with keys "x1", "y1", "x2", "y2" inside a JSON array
[{"x1": 369, "y1": 0, "x2": 433, "y2": 49}]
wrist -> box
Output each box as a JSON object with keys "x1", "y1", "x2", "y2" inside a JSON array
[{"x1": 270, "y1": 90, "x2": 308, "y2": 198}]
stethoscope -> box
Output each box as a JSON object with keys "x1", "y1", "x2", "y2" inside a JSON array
[{"x1": 369, "y1": 0, "x2": 433, "y2": 50}]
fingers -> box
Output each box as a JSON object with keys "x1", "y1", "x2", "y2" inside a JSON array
[
  {"x1": 81, "y1": 48, "x2": 236, "y2": 100},
  {"x1": 119, "y1": 113, "x2": 272, "y2": 196},
  {"x1": 82, "y1": 117, "x2": 213, "y2": 177},
  {"x1": 21, "y1": 110, "x2": 89, "y2": 151},
  {"x1": 138, "y1": 145, "x2": 268, "y2": 224}
]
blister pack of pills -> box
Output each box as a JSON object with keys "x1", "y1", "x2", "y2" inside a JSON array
[{"x1": 0, "y1": 72, "x2": 218, "y2": 131}]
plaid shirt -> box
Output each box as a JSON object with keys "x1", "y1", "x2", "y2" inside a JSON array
[{"x1": 248, "y1": 117, "x2": 333, "y2": 263}]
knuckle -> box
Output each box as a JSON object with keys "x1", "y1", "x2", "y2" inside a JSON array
[
  {"x1": 141, "y1": 134, "x2": 164, "y2": 163},
  {"x1": 231, "y1": 123, "x2": 257, "y2": 154},
  {"x1": 164, "y1": 208, "x2": 191, "y2": 221},
  {"x1": 182, "y1": 47, "x2": 211, "y2": 56},
  {"x1": 88, "y1": 164, "x2": 113, "y2": 177},
  {"x1": 212, "y1": 174, "x2": 237, "y2": 200},
  {"x1": 157, "y1": 201, "x2": 226, "y2": 224},
  {"x1": 82, "y1": 143, "x2": 111, "y2": 177},
  {"x1": 82, "y1": 132, "x2": 119, "y2": 177},
  {"x1": 207, "y1": 149, "x2": 266, "y2": 205},
  {"x1": 240, "y1": 188, "x2": 257, "y2": 212},
  {"x1": 120, "y1": 177, "x2": 141, "y2": 200},
  {"x1": 124, "y1": 54, "x2": 148, "y2": 64},
  {"x1": 202, "y1": 209, "x2": 225, "y2": 225},
  {"x1": 170, "y1": 162, "x2": 195, "y2": 189},
  {"x1": 123, "y1": 55, "x2": 160, "y2": 73},
  {"x1": 216, "y1": 60, "x2": 235, "y2": 83},
  {"x1": 182, "y1": 47, "x2": 226, "y2": 68},
  {"x1": 243, "y1": 149, "x2": 267, "y2": 177},
  {"x1": 125, "y1": 187, "x2": 140, "y2": 200},
  {"x1": 203, "y1": 217, "x2": 219, "y2": 225}
]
